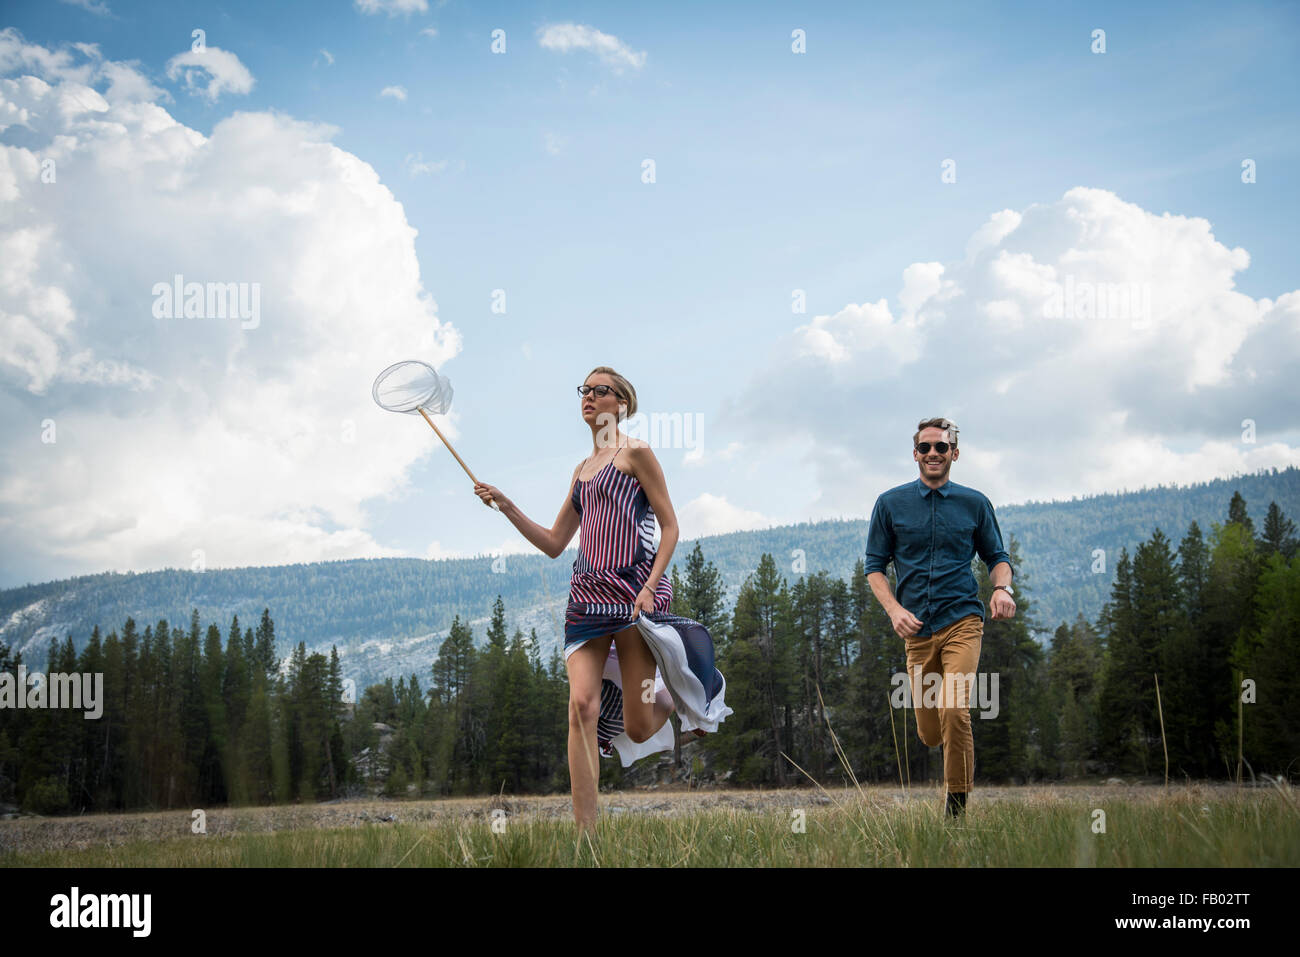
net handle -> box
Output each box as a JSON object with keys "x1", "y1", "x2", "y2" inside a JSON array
[{"x1": 416, "y1": 406, "x2": 500, "y2": 512}]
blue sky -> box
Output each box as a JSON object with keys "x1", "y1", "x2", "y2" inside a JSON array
[{"x1": 1, "y1": 0, "x2": 1297, "y2": 586}]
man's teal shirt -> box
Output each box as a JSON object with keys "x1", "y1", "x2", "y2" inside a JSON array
[{"x1": 864, "y1": 477, "x2": 1012, "y2": 635}]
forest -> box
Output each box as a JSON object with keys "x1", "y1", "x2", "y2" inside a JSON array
[
  {"x1": 1, "y1": 466, "x2": 1296, "y2": 694},
  {"x1": 0, "y1": 492, "x2": 1295, "y2": 813}
]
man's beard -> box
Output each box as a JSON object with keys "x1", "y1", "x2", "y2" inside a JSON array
[{"x1": 918, "y1": 459, "x2": 951, "y2": 482}]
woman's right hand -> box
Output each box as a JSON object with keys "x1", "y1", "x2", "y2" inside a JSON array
[{"x1": 473, "y1": 482, "x2": 511, "y2": 512}]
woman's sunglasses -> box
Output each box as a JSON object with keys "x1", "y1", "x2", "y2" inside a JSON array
[
  {"x1": 915, "y1": 442, "x2": 952, "y2": 454},
  {"x1": 577, "y1": 385, "x2": 620, "y2": 398}
]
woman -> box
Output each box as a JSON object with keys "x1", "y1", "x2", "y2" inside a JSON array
[{"x1": 472, "y1": 366, "x2": 731, "y2": 833}]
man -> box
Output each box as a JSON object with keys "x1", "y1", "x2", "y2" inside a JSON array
[{"x1": 864, "y1": 417, "x2": 1015, "y2": 817}]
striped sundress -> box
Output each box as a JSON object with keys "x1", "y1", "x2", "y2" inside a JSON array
[{"x1": 564, "y1": 447, "x2": 733, "y2": 766}]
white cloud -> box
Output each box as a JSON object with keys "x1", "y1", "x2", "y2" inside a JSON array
[
  {"x1": 425, "y1": 536, "x2": 539, "y2": 561},
  {"x1": 420, "y1": 28, "x2": 439, "y2": 39},
  {"x1": 724, "y1": 187, "x2": 1300, "y2": 510},
  {"x1": 792, "y1": 298, "x2": 923, "y2": 372},
  {"x1": 165, "y1": 47, "x2": 254, "y2": 101},
  {"x1": 380, "y1": 85, "x2": 407, "y2": 101},
  {"x1": 315, "y1": 49, "x2": 335, "y2": 67},
  {"x1": 537, "y1": 23, "x2": 647, "y2": 73},
  {"x1": 0, "y1": 31, "x2": 462, "y2": 584},
  {"x1": 543, "y1": 131, "x2": 564, "y2": 155},
  {"x1": 58, "y1": 0, "x2": 112, "y2": 16},
  {"x1": 683, "y1": 441, "x2": 741, "y2": 467},
  {"x1": 965, "y1": 208, "x2": 1021, "y2": 260},
  {"x1": 404, "y1": 152, "x2": 446, "y2": 176},
  {"x1": 677, "y1": 493, "x2": 775, "y2": 539},
  {"x1": 0, "y1": 28, "x2": 97, "y2": 84},
  {"x1": 355, "y1": 0, "x2": 429, "y2": 15}
]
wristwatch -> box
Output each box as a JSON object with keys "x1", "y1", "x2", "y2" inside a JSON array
[{"x1": 993, "y1": 584, "x2": 1014, "y2": 596}]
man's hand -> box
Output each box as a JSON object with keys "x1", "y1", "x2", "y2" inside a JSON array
[
  {"x1": 990, "y1": 589, "x2": 1016, "y2": 620},
  {"x1": 889, "y1": 605, "x2": 924, "y2": 639}
]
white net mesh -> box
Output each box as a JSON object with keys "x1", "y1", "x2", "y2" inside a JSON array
[
  {"x1": 371, "y1": 360, "x2": 454, "y2": 415},
  {"x1": 371, "y1": 358, "x2": 499, "y2": 511}
]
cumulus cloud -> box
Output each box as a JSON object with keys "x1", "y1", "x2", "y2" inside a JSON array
[
  {"x1": 537, "y1": 24, "x2": 647, "y2": 73},
  {"x1": 677, "y1": 493, "x2": 776, "y2": 539},
  {"x1": 165, "y1": 46, "x2": 254, "y2": 101},
  {"x1": 721, "y1": 187, "x2": 1300, "y2": 511},
  {"x1": 379, "y1": 85, "x2": 407, "y2": 101},
  {"x1": 0, "y1": 30, "x2": 461, "y2": 585}
]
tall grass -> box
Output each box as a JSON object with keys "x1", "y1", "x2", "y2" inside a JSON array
[{"x1": 2, "y1": 785, "x2": 1295, "y2": 868}]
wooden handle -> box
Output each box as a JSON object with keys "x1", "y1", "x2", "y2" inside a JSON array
[{"x1": 416, "y1": 406, "x2": 500, "y2": 511}]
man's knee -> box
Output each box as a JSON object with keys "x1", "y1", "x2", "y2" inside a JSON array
[{"x1": 940, "y1": 707, "x2": 972, "y2": 736}]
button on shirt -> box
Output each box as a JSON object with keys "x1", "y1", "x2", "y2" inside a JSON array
[{"x1": 864, "y1": 478, "x2": 1012, "y2": 636}]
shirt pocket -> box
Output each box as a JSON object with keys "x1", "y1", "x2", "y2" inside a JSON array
[
  {"x1": 943, "y1": 520, "x2": 977, "y2": 563},
  {"x1": 892, "y1": 518, "x2": 930, "y2": 551}
]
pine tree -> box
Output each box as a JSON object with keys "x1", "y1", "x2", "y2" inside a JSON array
[
  {"x1": 1048, "y1": 615, "x2": 1101, "y2": 777},
  {"x1": 1203, "y1": 517, "x2": 1261, "y2": 773},
  {"x1": 719, "y1": 554, "x2": 791, "y2": 785},
  {"x1": 1097, "y1": 548, "x2": 1145, "y2": 773},
  {"x1": 675, "y1": 542, "x2": 729, "y2": 644},
  {"x1": 973, "y1": 536, "x2": 1044, "y2": 782},
  {"x1": 223, "y1": 618, "x2": 251, "y2": 803},
  {"x1": 1260, "y1": 502, "x2": 1298, "y2": 560},
  {"x1": 254, "y1": 608, "x2": 278, "y2": 679},
  {"x1": 199, "y1": 623, "x2": 228, "y2": 803},
  {"x1": 1227, "y1": 491, "x2": 1255, "y2": 539},
  {"x1": 1232, "y1": 549, "x2": 1300, "y2": 773}
]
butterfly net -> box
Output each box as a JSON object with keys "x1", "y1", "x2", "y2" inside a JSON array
[{"x1": 372, "y1": 360, "x2": 454, "y2": 415}]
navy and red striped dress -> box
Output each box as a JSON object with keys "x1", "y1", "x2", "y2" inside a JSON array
[{"x1": 564, "y1": 447, "x2": 732, "y2": 765}]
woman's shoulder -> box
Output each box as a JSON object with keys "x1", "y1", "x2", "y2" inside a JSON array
[
  {"x1": 619, "y1": 438, "x2": 657, "y2": 460},
  {"x1": 616, "y1": 440, "x2": 658, "y2": 476}
]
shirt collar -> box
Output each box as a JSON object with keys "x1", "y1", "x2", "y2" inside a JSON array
[{"x1": 916, "y1": 477, "x2": 952, "y2": 498}]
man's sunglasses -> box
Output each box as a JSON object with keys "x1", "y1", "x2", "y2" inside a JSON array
[
  {"x1": 915, "y1": 442, "x2": 953, "y2": 454},
  {"x1": 577, "y1": 385, "x2": 620, "y2": 398}
]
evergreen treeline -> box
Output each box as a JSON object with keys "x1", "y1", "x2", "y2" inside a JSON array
[
  {"x1": 2, "y1": 496, "x2": 1296, "y2": 814},
  {"x1": 3, "y1": 467, "x2": 1297, "y2": 688},
  {"x1": 0, "y1": 609, "x2": 348, "y2": 814}
]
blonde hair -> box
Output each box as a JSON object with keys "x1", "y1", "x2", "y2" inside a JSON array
[
  {"x1": 586, "y1": 366, "x2": 637, "y2": 420},
  {"x1": 914, "y1": 417, "x2": 959, "y2": 446}
]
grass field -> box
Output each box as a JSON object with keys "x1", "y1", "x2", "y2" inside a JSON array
[{"x1": 1, "y1": 781, "x2": 1296, "y2": 867}]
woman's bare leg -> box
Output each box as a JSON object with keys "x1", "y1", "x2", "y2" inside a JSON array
[
  {"x1": 565, "y1": 635, "x2": 613, "y2": 834},
  {"x1": 613, "y1": 623, "x2": 675, "y2": 744}
]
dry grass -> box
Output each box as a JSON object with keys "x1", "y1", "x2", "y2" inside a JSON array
[{"x1": 1, "y1": 781, "x2": 1295, "y2": 867}]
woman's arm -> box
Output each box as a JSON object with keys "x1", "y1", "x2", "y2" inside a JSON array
[
  {"x1": 473, "y1": 462, "x2": 584, "y2": 559},
  {"x1": 624, "y1": 444, "x2": 678, "y2": 613}
]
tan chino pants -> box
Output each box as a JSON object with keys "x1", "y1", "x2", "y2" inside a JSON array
[{"x1": 904, "y1": 613, "x2": 982, "y2": 793}]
